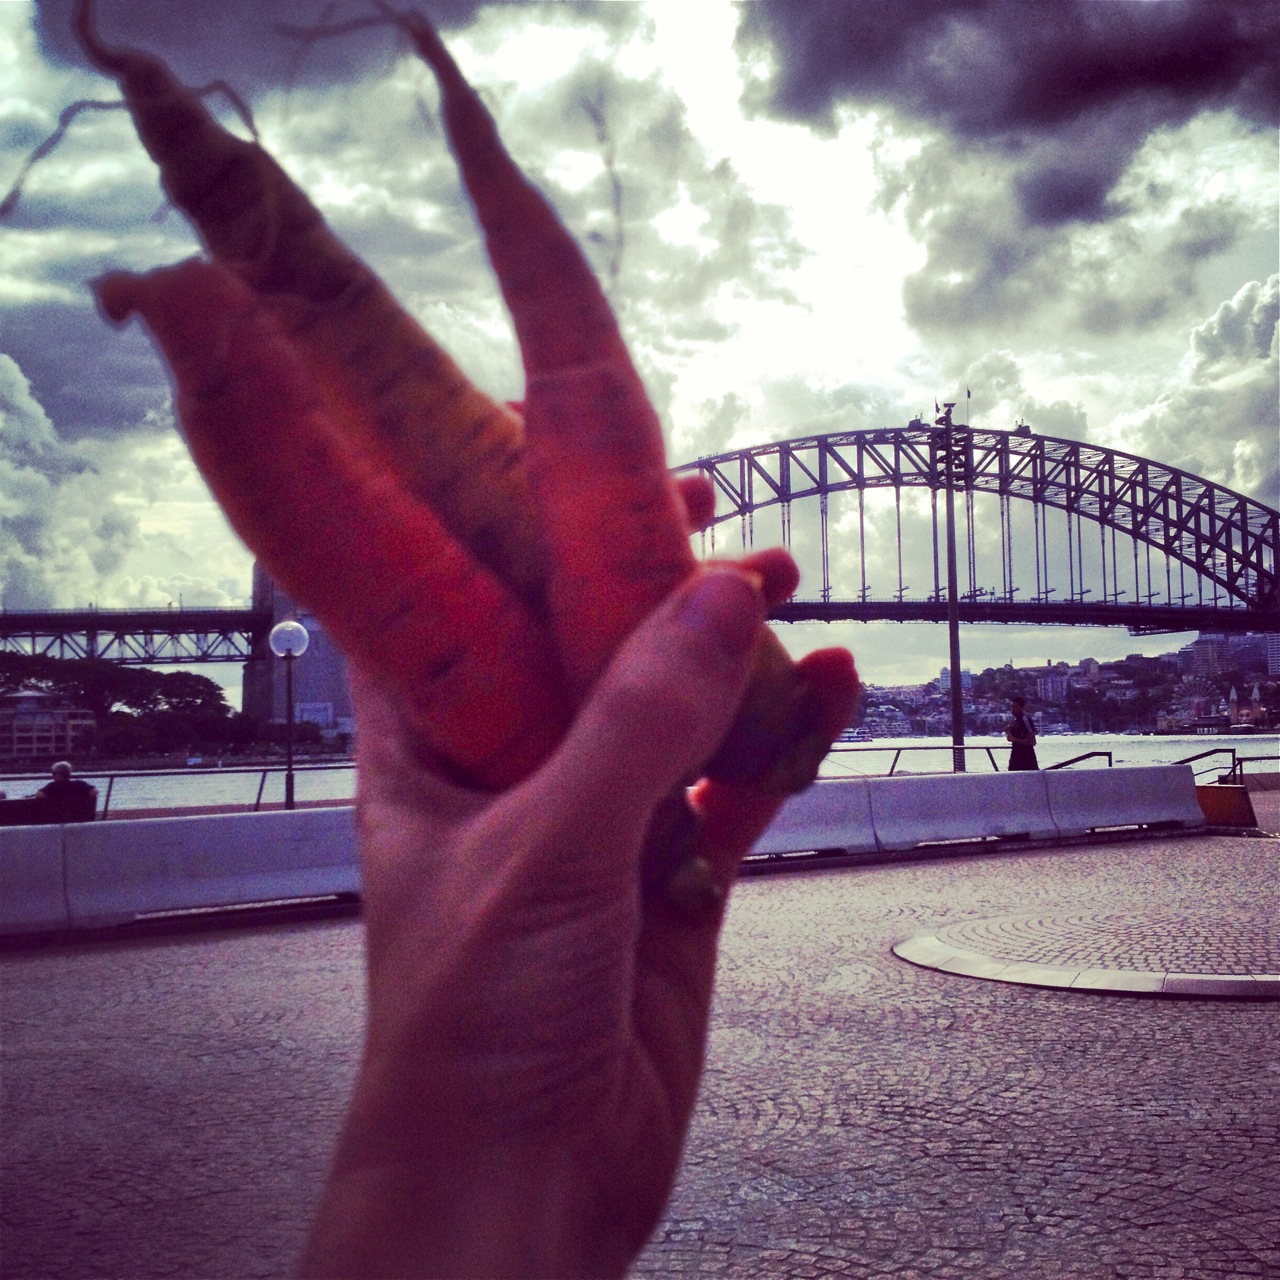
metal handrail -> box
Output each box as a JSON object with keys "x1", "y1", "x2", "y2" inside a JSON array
[
  {"x1": 1045, "y1": 752, "x2": 1113, "y2": 770},
  {"x1": 1225, "y1": 754, "x2": 1277, "y2": 784},
  {"x1": 828, "y1": 743, "x2": 1002, "y2": 775},
  {"x1": 827, "y1": 743, "x2": 1116, "y2": 777},
  {"x1": 1170, "y1": 747, "x2": 1238, "y2": 781},
  {"x1": 0, "y1": 760, "x2": 355, "y2": 817}
]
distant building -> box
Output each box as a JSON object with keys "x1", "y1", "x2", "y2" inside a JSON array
[
  {"x1": 1183, "y1": 635, "x2": 1229, "y2": 678},
  {"x1": 0, "y1": 692, "x2": 95, "y2": 761},
  {"x1": 242, "y1": 565, "x2": 355, "y2": 736},
  {"x1": 937, "y1": 667, "x2": 972, "y2": 693},
  {"x1": 1226, "y1": 633, "x2": 1269, "y2": 672},
  {"x1": 1269, "y1": 633, "x2": 1280, "y2": 676},
  {"x1": 1036, "y1": 673, "x2": 1069, "y2": 701}
]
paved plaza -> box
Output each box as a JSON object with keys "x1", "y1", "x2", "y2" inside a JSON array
[{"x1": 3, "y1": 829, "x2": 1278, "y2": 1278}]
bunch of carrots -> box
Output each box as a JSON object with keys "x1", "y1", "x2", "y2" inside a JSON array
[{"x1": 56, "y1": 1, "x2": 857, "y2": 899}]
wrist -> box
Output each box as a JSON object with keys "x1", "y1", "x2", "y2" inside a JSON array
[{"x1": 299, "y1": 1073, "x2": 642, "y2": 1279}]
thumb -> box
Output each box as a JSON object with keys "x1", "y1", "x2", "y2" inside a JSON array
[{"x1": 537, "y1": 568, "x2": 765, "y2": 835}]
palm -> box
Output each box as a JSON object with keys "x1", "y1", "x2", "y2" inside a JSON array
[{"x1": 347, "y1": 669, "x2": 765, "y2": 1267}]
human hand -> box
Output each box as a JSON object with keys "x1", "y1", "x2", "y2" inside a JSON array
[
  {"x1": 65, "y1": 8, "x2": 859, "y2": 1272},
  {"x1": 299, "y1": 569, "x2": 854, "y2": 1279}
]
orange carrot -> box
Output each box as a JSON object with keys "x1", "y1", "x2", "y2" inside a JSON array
[
  {"x1": 400, "y1": 13, "x2": 838, "y2": 790},
  {"x1": 74, "y1": 0, "x2": 548, "y2": 611},
  {"x1": 96, "y1": 259, "x2": 568, "y2": 787}
]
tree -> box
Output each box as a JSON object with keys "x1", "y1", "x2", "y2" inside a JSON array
[
  {"x1": 0, "y1": 653, "x2": 162, "y2": 718},
  {"x1": 157, "y1": 671, "x2": 231, "y2": 716}
]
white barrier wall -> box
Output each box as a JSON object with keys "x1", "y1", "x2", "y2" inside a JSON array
[
  {"x1": 751, "y1": 778, "x2": 877, "y2": 857},
  {"x1": 64, "y1": 807, "x2": 360, "y2": 930},
  {"x1": 867, "y1": 771, "x2": 1059, "y2": 851},
  {"x1": 747, "y1": 765, "x2": 1203, "y2": 860},
  {"x1": 0, "y1": 827, "x2": 69, "y2": 934},
  {"x1": 0, "y1": 766, "x2": 1212, "y2": 936},
  {"x1": 1043, "y1": 764, "x2": 1204, "y2": 836}
]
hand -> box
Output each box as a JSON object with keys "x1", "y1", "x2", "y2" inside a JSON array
[
  {"x1": 60, "y1": 15, "x2": 859, "y2": 1274},
  {"x1": 299, "y1": 569, "x2": 855, "y2": 1279}
]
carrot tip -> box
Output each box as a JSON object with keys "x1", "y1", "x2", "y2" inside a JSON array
[
  {"x1": 75, "y1": 0, "x2": 126, "y2": 76},
  {"x1": 92, "y1": 271, "x2": 142, "y2": 323}
]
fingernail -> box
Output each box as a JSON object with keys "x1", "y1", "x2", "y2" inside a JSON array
[{"x1": 679, "y1": 571, "x2": 763, "y2": 657}]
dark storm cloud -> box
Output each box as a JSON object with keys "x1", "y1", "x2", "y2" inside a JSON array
[
  {"x1": 33, "y1": 0, "x2": 640, "y2": 96},
  {"x1": 738, "y1": 3, "x2": 1277, "y2": 345},
  {"x1": 1, "y1": 300, "x2": 168, "y2": 442},
  {"x1": 738, "y1": 0, "x2": 1280, "y2": 227},
  {"x1": 873, "y1": 127, "x2": 1267, "y2": 342}
]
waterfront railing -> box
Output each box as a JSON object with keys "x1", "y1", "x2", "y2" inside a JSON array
[
  {"x1": 0, "y1": 761, "x2": 355, "y2": 818},
  {"x1": 827, "y1": 744, "x2": 1113, "y2": 776},
  {"x1": 2, "y1": 742, "x2": 1271, "y2": 819}
]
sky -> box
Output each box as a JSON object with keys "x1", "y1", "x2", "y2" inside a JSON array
[{"x1": 1, "y1": 0, "x2": 1277, "y2": 703}]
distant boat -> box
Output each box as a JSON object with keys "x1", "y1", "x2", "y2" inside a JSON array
[{"x1": 840, "y1": 728, "x2": 875, "y2": 743}]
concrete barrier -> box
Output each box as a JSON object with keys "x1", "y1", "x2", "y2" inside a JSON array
[
  {"x1": 0, "y1": 764, "x2": 1215, "y2": 937},
  {"x1": 750, "y1": 778, "x2": 877, "y2": 857},
  {"x1": 1044, "y1": 764, "x2": 1203, "y2": 836},
  {"x1": 867, "y1": 771, "x2": 1058, "y2": 851},
  {"x1": 64, "y1": 807, "x2": 360, "y2": 929},
  {"x1": 1195, "y1": 784, "x2": 1258, "y2": 827},
  {"x1": 0, "y1": 826, "x2": 69, "y2": 934}
]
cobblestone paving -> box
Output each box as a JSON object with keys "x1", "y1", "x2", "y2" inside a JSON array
[
  {"x1": 1251, "y1": 790, "x2": 1280, "y2": 836},
  {"x1": 2, "y1": 834, "x2": 1278, "y2": 1279},
  {"x1": 635, "y1": 834, "x2": 1280, "y2": 1279},
  {"x1": 933, "y1": 908, "x2": 1280, "y2": 972}
]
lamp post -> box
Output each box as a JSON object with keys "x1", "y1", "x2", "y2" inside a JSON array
[
  {"x1": 268, "y1": 620, "x2": 309, "y2": 810},
  {"x1": 937, "y1": 402, "x2": 966, "y2": 773}
]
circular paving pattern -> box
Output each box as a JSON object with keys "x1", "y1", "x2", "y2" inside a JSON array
[{"x1": 894, "y1": 908, "x2": 1280, "y2": 998}]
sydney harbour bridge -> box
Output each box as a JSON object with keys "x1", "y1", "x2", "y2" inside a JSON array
[{"x1": 2, "y1": 421, "x2": 1277, "y2": 667}]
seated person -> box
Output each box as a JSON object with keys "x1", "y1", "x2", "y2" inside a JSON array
[{"x1": 35, "y1": 761, "x2": 98, "y2": 812}]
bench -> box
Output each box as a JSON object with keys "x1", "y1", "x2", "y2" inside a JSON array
[{"x1": 0, "y1": 795, "x2": 97, "y2": 826}]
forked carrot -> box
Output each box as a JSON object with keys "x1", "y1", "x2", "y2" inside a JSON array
[
  {"x1": 398, "y1": 12, "x2": 838, "y2": 790},
  {"x1": 96, "y1": 259, "x2": 568, "y2": 787},
  {"x1": 63, "y1": 2, "x2": 855, "y2": 799},
  {"x1": 74, "y1": 0, "x2": 548, "y2": 610}
]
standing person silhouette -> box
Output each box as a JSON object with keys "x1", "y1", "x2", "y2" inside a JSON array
[{"x1": 1005, "y1": 696, "x2": 1040, "y2": 771}]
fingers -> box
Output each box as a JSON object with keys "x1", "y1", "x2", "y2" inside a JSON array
[
  {"x1": 527, "y1": 568, "x2": 767, "y2": 865},
  {"x1": 696, "y1": 643, "x2": 860, "y2": 875},
  {"x1": 675, "y1": 474, "x2": 716, "y2": 533},
  {"x1": 623, "y1": 637, "x2": 858, "y2": 1114}
]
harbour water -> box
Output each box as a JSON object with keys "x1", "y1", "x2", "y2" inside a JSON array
[
  {"x1": 0, "y1": 762, "x2": 358, "y2": 815},
  {"x1": 2, "y1": 732, "x2": 1274, "y2": 815},
  {"x1": 823, "y1": 731, "x2": 1278, "y2": 782}
]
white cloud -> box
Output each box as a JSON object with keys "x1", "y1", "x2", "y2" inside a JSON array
[
  {"x1": 1, "y1": 0, "x2": 1275, "y2": 687},
  {"x1": 1111, "y1": 276, "x2": 1279, "y2": 503}
]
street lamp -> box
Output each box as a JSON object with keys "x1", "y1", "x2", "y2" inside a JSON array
[
  {"x1": 268, "y1": 619, "x2": 310, "y2": 810},
  {"x1": 937, "y1": 402, "x2": 966, "y2": 773}
]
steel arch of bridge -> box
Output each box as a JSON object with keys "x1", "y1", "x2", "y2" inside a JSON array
[{"x1": 674, "y1": 427, "x2": 1279, "y2": 631}]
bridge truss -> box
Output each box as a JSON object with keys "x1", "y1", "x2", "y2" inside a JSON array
[
  {"x1": 1, "y1": 428, "x2": 1275, "y2": 665},
  {"x1": 675, "y1": 426, "x2": 1279, "y2": 634},
  {"x1": 0, "y1": 608, "x2": 272, "y2": 665}
]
